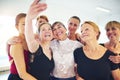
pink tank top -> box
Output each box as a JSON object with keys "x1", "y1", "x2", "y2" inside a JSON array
[{"x1": 7, "y1": 44, "x2": 29, "y2": 74}]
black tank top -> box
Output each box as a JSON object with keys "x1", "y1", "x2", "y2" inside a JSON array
[{"x1": 29, "y1": 46, "x2": 54, "y2": 80}]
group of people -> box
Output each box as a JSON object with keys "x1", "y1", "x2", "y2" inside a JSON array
[{"x1": 7, "y1": 0, "x2": 120, "y2": 80}]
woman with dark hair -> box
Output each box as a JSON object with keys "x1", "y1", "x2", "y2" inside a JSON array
[
  {"x1": 67, "y1": 16, "x2": 81, "y2": 41},
  {"x1": 25, "y1": 0, "x2": 54, "y2": 80},
  {"x1": 50, "y1": 21, "x2": 82, "y2": 80}
]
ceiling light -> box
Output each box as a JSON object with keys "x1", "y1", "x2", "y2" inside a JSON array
[{"x1": 96, "y1": 7, "x2": 110, "y2": 13}]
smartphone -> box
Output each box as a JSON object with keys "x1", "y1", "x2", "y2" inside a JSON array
[{"x1": 39, "y1": 0, "x2": 46, "y2": 3}]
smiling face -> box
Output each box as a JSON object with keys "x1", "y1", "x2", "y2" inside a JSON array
[
  {"x1": 80, "y1": 21, "x2": 100, "y2": 42},
  {"x1": 68, "y1": 18, "x2": 80, "y2": 34},
  {"x1": 38, "y1": 23, "x2": 53, "y2": 42},
  {"x1": 81, "y1": 24, "x2": 96, "y2": 42},
  {"x1": 105, "y1": 21, "x2": 120, "y2": 41},
  {"x1": 52, "y1": 22, "x2": 67, "y2": 40}
]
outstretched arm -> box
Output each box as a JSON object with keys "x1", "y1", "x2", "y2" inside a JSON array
[{"x1": 25, "y1": 0, "x2": 47, "y2": 53}]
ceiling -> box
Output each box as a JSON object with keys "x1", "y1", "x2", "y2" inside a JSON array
[
  {"x1": 0, "y1": 0, "x2": 120, "y2": 33},
  {"x1": 0, "y1": 0, "x2": 120, "y2": 43},
  {"x1": 0, "y1": 0, "x2": 120, "y2": 25}
]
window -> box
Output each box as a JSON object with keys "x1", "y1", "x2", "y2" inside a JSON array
[{"x1": 0, "y1": 16, "x2": 16, "y2": 71}]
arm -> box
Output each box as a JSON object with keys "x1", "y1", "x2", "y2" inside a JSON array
[
  {"x1": 25, "y1": 0, "x2": 47, "y2": 53},
  {"x1": 74, "y1": 63, "x2": 84, "y2": 80},
  {"x1": 111, "y1": 69, "x2": 120, "y2": 80},
  {"x1": 10, "y1": 43, "x2": 37, "y2": 80}
]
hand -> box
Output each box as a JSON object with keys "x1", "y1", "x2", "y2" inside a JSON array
[
  {"x1": 76, "y1": 33, "x2": 85, "y2": 45},
  {"x1": 109, "y1": 55, "x2": 120, "y2": 64},
  {"x1": 27, "y1": 0, "x2": 47, "y2": 20},
  {"x1": 7, "y1": 36, "x2": 21, "y2": 45}
]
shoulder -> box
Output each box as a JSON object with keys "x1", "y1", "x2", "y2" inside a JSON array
[
  {"x1": 74, "y1": 47, "x2": 83, "y2": 58},
  {"x1": 10, "y1": 42, "x2": 22, "y2": 47},
  {"x1": 10, "y1": 43, "x2": 23, "y2": 54},
  {"x1": 10, "y1": 43, "x2": 23, "y2": 57},
  {"x1": 71, "y1": 40, "x2": 83, "y2": 48},
  {"x1": 50, "y1": 39, "x2": 58, "y2": 47},
  {"x1": 74, "y1": 47, "x2": 82, "y2": 52},
  {"x1": 105, "y1": 49, "x2": 116, "y2": 56},
  {"x1": 74, "y1": 47, "x2": 83, "y2": 55},
  {"x1": 11, "y1": 43, "x2": 22, "y2": 48}
]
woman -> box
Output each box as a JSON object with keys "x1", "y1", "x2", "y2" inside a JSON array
[
  {"x1": 74, "y1": 21, "x2": 120, "y2": 80},
  {"x1": 67, "y1": 16, "x2": 81, "y2": 41},
  {"x1": 7, "y1": 14, "x2": 49, "y2": 44},
  {"x1": 102, "y1": 21, "x2": 120, "y2": 80},
  {"x1": 104, "y1": 21, "x2": 120, "y2": 66},
  {"x1": 36, "y1": 15, "x2": 49, "y2": 28},
  {"x1": 50, "y1": 21, "x2": 83, "y2": 80},
  {"x1": 25, "y1": 0, "x2": 54, "y2": 80},
  {"x1": 35, "y1": 15, "x2": 49, "y2": 40},
  {"x1": 7, "y1": 13, "x2": 37, "y2": 80}
]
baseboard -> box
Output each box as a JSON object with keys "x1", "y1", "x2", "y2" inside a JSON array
[{"x1": 0, "y1": 66, "x2": 9, "y2": 72}]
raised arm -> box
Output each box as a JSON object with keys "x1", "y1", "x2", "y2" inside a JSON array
[{"x1": 25, "y1": 0, "x2": 47, "y2": 53}]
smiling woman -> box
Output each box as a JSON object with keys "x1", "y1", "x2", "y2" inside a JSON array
[{"x1": 0, "y1": 0, "x2": 120, "y2": 79}]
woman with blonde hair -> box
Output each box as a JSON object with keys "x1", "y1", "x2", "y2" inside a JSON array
[
  {"x1": 101, "y1": 21, "x2": 120, "y2": 80},
  {"x1": 74, "y1": 21, "x2": 120, "y2": 80}
]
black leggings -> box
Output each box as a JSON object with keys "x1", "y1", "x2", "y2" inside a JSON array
[
  {"x1": 8, "y1": 73, "x2": 22, "y2": 80},
  {"x1": 50, "y1": 76, "x2": 76, "y2": 80}
]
